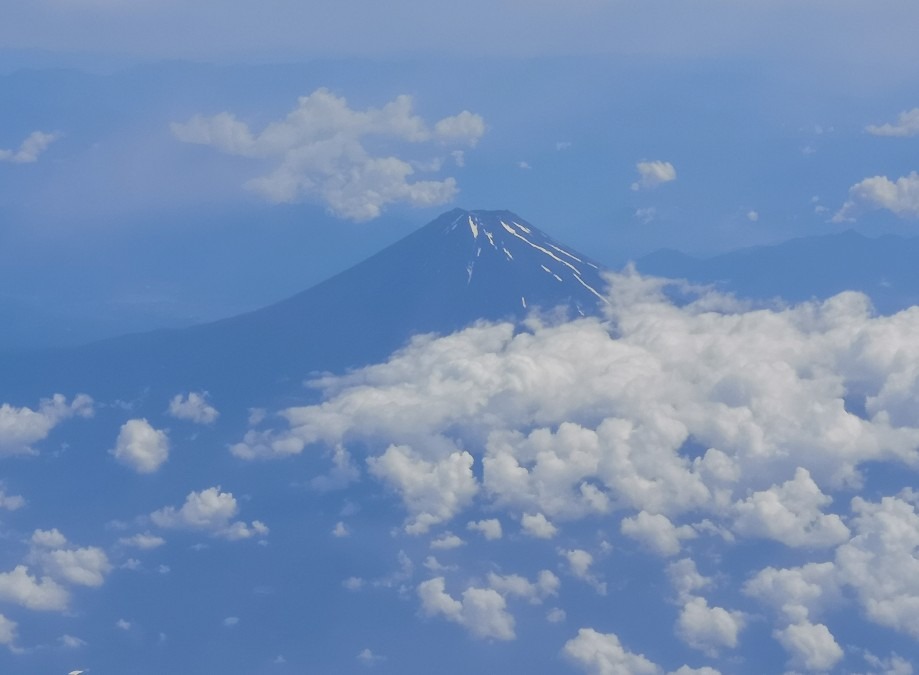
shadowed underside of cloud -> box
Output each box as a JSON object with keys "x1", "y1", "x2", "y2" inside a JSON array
[{"x1": 171, "y1": 88, "x2": 485, "y2": 220}]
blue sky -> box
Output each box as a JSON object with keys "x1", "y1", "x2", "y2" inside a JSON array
[
  {"x1": 3, "y1": 1, "x2": 919, "y2": 346},
  {"x1": 3, "y1": 2, "x2": 919, "y2": 673}
]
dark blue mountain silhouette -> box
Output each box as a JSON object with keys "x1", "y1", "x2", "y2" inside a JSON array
[
  {"x1": 637, "y1": 229, "x2": 919, "y2": 313},
  {"x1": 0, "y1": 209, "x2": 609, "y2": 406}
]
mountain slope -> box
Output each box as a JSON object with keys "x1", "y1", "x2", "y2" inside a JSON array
[{"x1": 0, "y1": 209, "x2": 609, "y2": 405}]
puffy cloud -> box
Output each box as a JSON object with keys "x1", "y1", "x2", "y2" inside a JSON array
[
  {"x1": 167, "y1": 392, "x2": 219, "y2": 425},
  {"x1": 356, "y1": 647, "x2": 386, "y2": 666},
  {"x1": 486, "y1": 569, "x2": 559, "y2": 604},
  {"x1": 467, "y1": 518, "x2": 502, "y2": 540},
  {"x1": 833, "y1": 172, "x2": 919, "y2": 221},
  {"x1": 110, "y1": 418, "x2": 169, "y2": 473},
  {"x1": 631, "y1": 160, "x2": 676, "y2": 191},
  {"x1": 732, "y1": 468, "x2": 850, "y2": 548},
  {"x1": 27, "y1": 530, "x2": 111, "y2": 588},
  {"x1": 520, "y1": 512, "x2": 558, "y2": 539},
  {"x1": 620, "y1": 511, "x2": 696, "y2": 557},
  {"x1": 743, "y1": 562, "x2": 839, "y2": 624},
  {"x1": 563, "y1": 628, "x2": 661, "y2": 675},
  {"x1": 675, "y1": 596, "x2": 745, "y2": 655},
  {"x1": 866, "y1": 108, "x2": 919, "y2": 137},
  {"x1": 227, "y1": 270, "x2": 919, "y2": 554},
  {"x1": 0, "y1": 565, "x2": 69, "y2": 611},
  {"x1": 0, "y1": 614, "x2": 17, "y2": 649},
  {"x1": 834, "y1": 493, "x2": 919, "y2": 638},
  {"x1": 429, "y1": 532, "x2": 464, "y2": 550},
  {"x1": 0, "y1": 130, "x2": 60, "y2": 163},
  {"x1": 418, "y1": 577, "x2": 515, "y2": 640},
  {"x1": 36, "y1": 546, "x2": 111, "y2": 587},
  {"x1": 773, "y1": 621, "x2": 843, "y2": 672},
  {"x1": 367, "y1": 445, "x2": 478, "y2": 534},
  {"x1": 150, "y1": 487, "x2": 268, "y2": 540},
  {"x1": 0, "y1": 394, "x2": 93, "y2": 456},
  {"x1": 0, "y1": 488, "x2": 24, "y2": 511},
  {"x1": 171, "y1": 89, "x2": 484, "y2": 220}
]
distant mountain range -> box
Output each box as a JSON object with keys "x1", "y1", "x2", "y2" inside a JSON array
[
  {"x1": 5, "y1": 213, "x2": 919, "y2": 408},
  {"x1": 0, "y1": 209, "x2": 608, "y2": 405},
  {"x1": 636, "y1": 229, "x2": 919, "y2": 313}
]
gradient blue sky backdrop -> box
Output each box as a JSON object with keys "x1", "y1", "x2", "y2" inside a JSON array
[
  {"x1": 3, "y1": 1, "x2": 919, "y2": 346},
  {"x1": 4, "y1": 3, "x2": 919, "y2": 674}
]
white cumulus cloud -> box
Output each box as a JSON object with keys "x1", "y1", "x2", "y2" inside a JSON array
[
  {"x1": 110, "y1": 418, "x2": 169, "y2": 473},
  {"x1": 418, "y1": 576, "x2": 515, "y2": 640},
  {"x1": 563, "y1": 628, "x2": 661, "y2": 675},
  {"x1": 167, "y1": 391, "x2": 219, "y2": 425},
  {"x1": 367, "y1": 444, "x2": 478, "y2": 534},
  {"x1": 774, "y1": 621, "x2": 844, "y2": 672},
  {"x1": 0, "y1": 394, "x2": 93, "y2": 456},
  {"x1": 866, "y1": 108, "x2": 919, "y2": 137},
  {"x1": 151, "y1": 487, "x2": 268, "y2": 540},
  {"x1": 833, "y1": 171, "x2": 919, "y2": 221},
  {"x1": 631, "y1": 160, "x2": 677, "y2": 191},
  {"x1": 171, "y1": 89, "x2": 484, "y2": 221}
]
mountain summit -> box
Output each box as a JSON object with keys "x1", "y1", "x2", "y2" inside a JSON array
[{"x1": 2, "y1": 209, "x2": 610, "y2": 404}]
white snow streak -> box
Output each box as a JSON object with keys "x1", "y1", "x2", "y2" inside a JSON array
[
  {"x1": 500, "y1": 222, "x2": 582, "y2": 276},
  {"x1": 468, "y1": 216, "x2": 479, "y2": 239}
]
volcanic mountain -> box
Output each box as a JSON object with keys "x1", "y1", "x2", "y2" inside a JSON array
[{"x1": 2, "y1": 209, "x2": 610, "y2": 405}]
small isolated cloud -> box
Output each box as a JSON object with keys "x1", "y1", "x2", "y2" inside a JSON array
[
  {"x1": 167, "y1": 392, "x2": 219, "y2": 425},
  {"x1": 171, "y1": 89, "x2": 485, "y2": 221},
  {"x1": 59, "y1": 634, "x2": 86, "y2": 648},
  {"x1": 547, "y1": 607, "x2": 567, "y2": 623},
  {"x1": 833, "y1": 172, "x2": 919, "y2": 222},
  {"x1": 111, "y1": 419, "x2": 169, "y2": 473},
  {"x1": 118, "y1": 532, "x2": 166, "y2": 550},
  {"x1": 430, "y1": 532, "x2": 465, "y2": 550},
  {"x1": 116, "y1": 618, "x2": 131, "y2": 630},
  {"x1": 521, "y1": 512, "x2": 558, "y2": 539},
  {"x1": 635, "y1": 207, "x2": 657, "y2": 224},
  {"x1": 0, "y1": 131, "x2": 60, "y2": 164},
  {"x1": 331, "y1": 521, "x2": 349, "y2": 538},
  {"x1": 487, "y1": 570, "x2": 559, "y2": 605},
  {"x1": 223, "y1": 616, "x2": 239, "y2": 627},
  {"x1": 631, "y1": 160, "x2": 676, "y2": 191},
  {"x1": 746, "y1": 210, "x2": 759, "y2": 222},
  {"x1": 150, "y1": 487, "x2": 268, "y2": 541},
  {"x1": 0, "y1": 394, "x2": 93, "y2": 457},
  {"x1": 418, "y1": 576, "x2": 515, "y2": 640},
  {"x1": 866, "y1": 108, "x2": 919, "y2": 137},
  {"x1": 0, "y1": 488, "x2": 24, "y2": 512},
  {"x1": 357, "y1": 648, "x2": 386, "y2": 666},
  {"x1": 556, "y1": 141, "x2": 572, "y2": 151},
  {"x1": 518, "y1": 161, "x2": 532, "y2": 170},
  {"x1": 467, "y1": 518, "x2": 502, "y2": 540}
]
